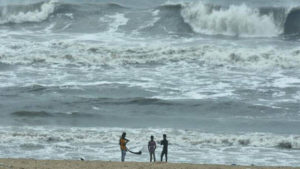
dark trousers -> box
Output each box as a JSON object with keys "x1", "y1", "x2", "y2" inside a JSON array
[
  {"x1": 149, "y1": 151, "x2": 156, "y2": 162},
  {"x1": 161, "y1": 150, "x2": 167, "y2": 162}
]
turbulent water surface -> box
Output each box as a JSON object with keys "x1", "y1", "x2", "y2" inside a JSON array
[{"x1": 1, "y1": 0, "x2": 300, "y2": 166}]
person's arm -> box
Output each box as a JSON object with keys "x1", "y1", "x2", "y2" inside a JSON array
[
  {"x1": 148, "y1": 142, "x2": 150, "y2": 151},
  {"x1": 125, "y1": 139, "x2": 129, "y2": 151},
  {"x1": 154, "y1": 142, "x2": 156, "y2": 149}
]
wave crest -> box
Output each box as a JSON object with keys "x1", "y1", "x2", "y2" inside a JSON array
[
  {"x1": 181, "y1": 2, "x2": 281, "y2": 37},
  {"x1": 284, "y1": 8, "x2": 300, "y2": 34},
  {"x1": 0, "y1": 0, "x2": 57, "y2": 24},
  {"x1": 1, "y1": 1, "x2": 299, "y2": 37},
  {"x1": 12, "y1": 111, "x2": 51, "y2": 117}
]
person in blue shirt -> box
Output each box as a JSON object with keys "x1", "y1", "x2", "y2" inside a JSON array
[{"x1": 148, "y1": 135, "x2": 157, "y2": 162}]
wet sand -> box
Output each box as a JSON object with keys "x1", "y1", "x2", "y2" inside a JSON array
[{"x1": 0, "y1": 159, "x2": 298, "y2": 169}]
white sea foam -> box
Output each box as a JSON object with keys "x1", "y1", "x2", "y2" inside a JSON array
[
  {"x1": 99, "y1": 13, "x2": 129, "y2": 33},
  {"x1": 181, "y1": 2, "x2": 281, "y2": 37},
  {"x1": 64, "y1": 13, "x2": 74, "y2": 20},
  {"x1": 0, "y1": 126, "x2": 300, "y2": 166},
  {"x1": 136, "y1": 10, "x2": 160, "y2": 31},
  {"x1": 273, "y1": 77, "x2": 300, "y2": 88},
  {"x1": 0, "y1": 0, "x2": 57, "y2": 24},
  {"x1": 152, "y1": 9, "x2": 160, "y2": 16},
  {"x1": 1, "y1": 38, "x2": 300, "y2": 69}
]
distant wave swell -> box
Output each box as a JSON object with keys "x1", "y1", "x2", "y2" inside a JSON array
[
  {"x1": 12, "y1": 111, "x2": 52, "y2": 117},
  {"x1": 11, "y1": 110, "x2": 95, "y2": 117}
]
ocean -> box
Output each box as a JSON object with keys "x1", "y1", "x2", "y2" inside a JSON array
[{"x1": 0, "y1": 0, "x2": 300, "y2": 166}]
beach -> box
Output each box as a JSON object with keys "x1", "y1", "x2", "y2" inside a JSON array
[{"x1": 0, "y1": 159, "x2": 298, "y2": 169}]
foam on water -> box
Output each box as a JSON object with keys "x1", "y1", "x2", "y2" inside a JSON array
[
  {"x1": 136, "y1": 10, "x2": 161, "y2": 32},
  {"x1": 99, "y1": 13, "x2": 129, "y2": 33},
  {"x1": 1, "y1": 0, "x2": 300, "y2": 166},
  {"x1": 0, "y1": 0, "x2": 57, "y2": 24},
  {"x1": 1, "y1": 38, "x2": 300, "y2": 69},
  {"x1": 181, "y1": 2, "x2": 281, "y2": 37},
  {"x1": 1, "y1": 0, "x2": 300, "y2": 36},
  {"x1": 273, "y1": 77, "x2": 300, "y2": 88},
  {"x1": 0, "y1": 126, "x2": 300, "y2": 166}
]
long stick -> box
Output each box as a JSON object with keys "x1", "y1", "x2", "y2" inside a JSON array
[{"x1": 128, "y1": 149, "x2": 142, "y2": 155}]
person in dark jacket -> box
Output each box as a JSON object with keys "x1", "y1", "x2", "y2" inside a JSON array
[{"x1": 160, "y1": 134, "x2": 168, "y2": 162}]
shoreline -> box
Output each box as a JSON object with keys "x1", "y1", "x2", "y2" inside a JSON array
[{"x1": 0, "y1": 159, "x2": 299, "y2": 169}]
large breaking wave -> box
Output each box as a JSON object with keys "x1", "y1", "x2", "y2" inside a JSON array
[
  {"x1": 180, "y1": 2, "x2": 280, "y2": 37},
  {"x1": 0, "y1": 0, "x2": 57, "y2": 24},
  {"x1": 1, "y1": 1, "x2": 300, "y2": 68},
  {"x1": 166, "y1": 2, "x2": 300, "y2": 36},
  {"x1": 0, "y1": 1, "x2": 300, "y2": 36}
]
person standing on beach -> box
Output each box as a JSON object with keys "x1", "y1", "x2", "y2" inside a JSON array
[
  {"x1": 148, "y1": 135, "x2": 156, "y2": 162},
  {"x1": 160, "y1": 134, "x2": 168, "y2": 162},
  {"x1": 119, "y1": 132, "x2": 129, "y2": 162}
]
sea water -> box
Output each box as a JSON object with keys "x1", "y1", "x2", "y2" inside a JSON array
[{"x1": 0, "y1": 0, "x2": 300, "y2": 166}]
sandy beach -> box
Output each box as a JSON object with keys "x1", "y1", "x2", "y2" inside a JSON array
[{"x1": 0, "y1": 159, "x2": 298, "y2": 169}]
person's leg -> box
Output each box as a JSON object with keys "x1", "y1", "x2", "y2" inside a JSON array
[
  {"x1": 153, "y1": 151, "x2": 156, "y2": 162},
  {"x1": 165, "y1": 151, "x2": 168, "y2": 162},
  {"x1": 160, "y1": 151, "x2": 164, "y2": 161},
  {"x1": 121, "y1": 150, "x2": 126, "y2": 162},
  {"x1": 150, "y1": 152, "x2": 152, "y2": 162}
]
